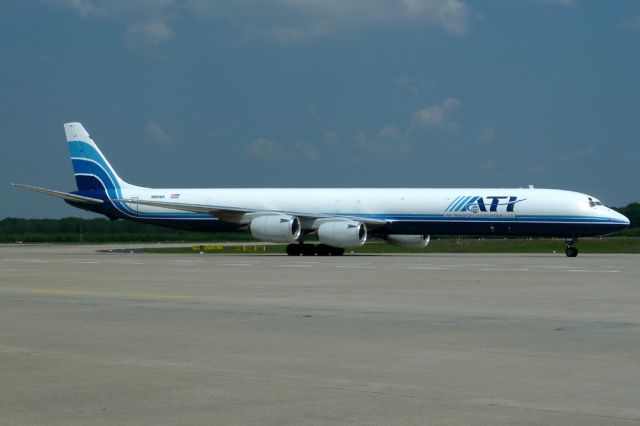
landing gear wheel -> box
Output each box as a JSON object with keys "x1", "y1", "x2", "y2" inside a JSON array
[
  {"x1": 565, "y1": 246, "x2": 578, "y2": 257},
  {"x1": 329, "y1": 247, "x2": 345, "y2": 256},
  {"x1": 286, "y1": 244, "x2": 301, "y2": 256},
  {"x1": 564, "y1": 237, "x2": 578, "y2": 258},
  {"x1": 302, "y1": 244, "x2": 317, "y2": 256},
  {"x1": 316, "y1": 244, "x2": 331, "y2": 256}
]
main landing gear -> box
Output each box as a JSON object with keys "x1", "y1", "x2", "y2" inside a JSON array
[
  {"x1": 565, "y1": 237, "x2": 578, "y2": 257},
  {"x1": 286, "y1": 243, "x2": 345, "y2": 256}
]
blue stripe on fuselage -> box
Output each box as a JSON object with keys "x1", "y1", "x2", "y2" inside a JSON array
[
  {"x1": 451, "y1": 196, "x2": 471, "y2": 212},
  {"x1": 445, "y1": 196, "x2": 462, "y2": 211}
]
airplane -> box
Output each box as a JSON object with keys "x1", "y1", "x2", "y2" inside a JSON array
[{"x1": 13, "y1": 122, "x2": 630, "y2": 257}]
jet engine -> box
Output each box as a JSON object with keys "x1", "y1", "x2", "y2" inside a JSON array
[
  {"x1": 384, "y1": 234, "x2": 430, "y2": 248},
  {"x1": 250, "y1": 214, "x2": 301, "y2": 243},
  {"x1": 317, "y1": 220, "x2": 367, "y2": 248}
]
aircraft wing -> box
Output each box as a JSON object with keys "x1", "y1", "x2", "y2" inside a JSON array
[
  {"x1": 115, "y1": 198, "x2": 387, "y2": 227},
  {"x1": 12, "y1": 184, "x2": 104, "y2": 205}
]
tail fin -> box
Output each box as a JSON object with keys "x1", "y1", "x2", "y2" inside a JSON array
[{"x1": 65, "y1": 122, "x2": 140, "y2": 198}]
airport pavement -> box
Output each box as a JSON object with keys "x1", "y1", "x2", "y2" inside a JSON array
[{"x1": 1, "y1": 244, "x2": 639, "y2": 425}]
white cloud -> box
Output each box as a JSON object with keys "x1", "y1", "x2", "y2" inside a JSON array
[
  {"x1": 354, "y1": 125, "x2": 411, "y2": 153},
  {"x1": 208, "y1": 129, "x2": 226, "y2": 140},
  {"x1": 146, "y1": 120, "x2": 173, "y2": 144},
  {"x1": 412, "y1": 105, "x2": 444, "y2": 126},
  {"x1": 411, "y1": 97, "x2": 462, "y2": 136},
  {"x1": 395, "y1": 75, "x2": 433, "y2": 96},
  {"x1": 243, "y1": 96, "x2": 471, "y2": 160},
  {"x1": 246, "y1": 138, "x2": 285, "y2": 161},
  {"x1": 322, "y1": 130, "x2": 339, "y2": 143},
  {"x1": 306, "y1": 102, "x2": 321, "y2": 121},
  {"x1": 262, "y1": 22, "x2": 334, "y2": 45},
  {"x1": 477, "y1": 128, "x2": 495, "y2": 145},
  {"x1": 50, "y1": 0, "x2": 96, "y2": 16},
  {"x1": 48, "y1": 0, "x2": 473, "y2": 47},
  {"x1": 557, "y1": 145, "x2": 594, "y2": 161},
  {"x1": 481, "y1": 160, "x2": 497, "y2": 171},
  {"x1": 295, "y1": 140, "x2": 321, "y2": 161},
  {"x1": 401, "y1": 0, "x2": 470, "y2": 35},
  {"x1": 378, "y1": 125, "x2": 403, "y2": 140},
  {"x1": 47, "y1": 0, "x2": 177, "y2": 21},
  {"x1": 353, "y1": 97, "x2": 465, "y2": 153},
  {"x1": 626, "y1": 14, "x2": 640, "y2": 30},
  {"x1": 47, "y1": 0, "x2": 177, "y2": 48},
  {"x1": 125, "y1": 19, "x2": 173, "y2": 48},
  {"x1": 527, "y1": 164, "x2": 547, "y2": 175},
  {"x1": 540, "y1": 0, "x2": 576, "y2": 6},
  {"x1": 247, "y1": 138, "x2": 322, "y2": 162}
]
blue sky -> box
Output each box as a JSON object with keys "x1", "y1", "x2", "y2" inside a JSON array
[{"x1": 1, "y1": 0, "x2": 639, "y2": 218}]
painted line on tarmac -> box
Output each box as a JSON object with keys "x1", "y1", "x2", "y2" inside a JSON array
[
  {"x1": 3, "y1": 258, "x2": 40, "y2": 261},
  {"x1": 414, "y1": 264, "x2": 498, "y2": 268},
  {"x1": 277, "y1": 264, "x2": 312, "y2": 268},
  {"x1": 528, "y1": 265, "x2": 572, "y2": 269},
  {"x1": 129, "y1": 293, "x2": 193, "y2": 300},
  {"x1": 481, "y1": 268, "x2": 530, "y2": 272},
  {"x1": 220, "y1": 263, "x2": 255, "y2": 267},
  {"x1": 567, "y1": 269, "x2": 618, "y2": 273},
  {"x1": 407, "y1": 266, "x2": 449, "y2": 270},
  {"x1": 336, "y1": 265, "x2": 376, "y2": 269},
  {"x1": 398, "y1": 262, "x2": 434, "y2": 266},
  {"x1": 30, "y1": 289, "x2": 193, "y2": 301},
  {"x1": 335, "y1": 262, "x2": 374, "y2": 266},
  {"x1": 32, "y1": 289, "x2": 84, "y2": 296}
]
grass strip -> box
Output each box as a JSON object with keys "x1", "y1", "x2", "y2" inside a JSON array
[{"x1": 143, "y1": 237, "x2": 640, "y2": 254}]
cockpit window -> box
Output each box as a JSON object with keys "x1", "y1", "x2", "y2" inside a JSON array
[{"x1": 588, "y1": 197, "x2": 603, "y2": 207}]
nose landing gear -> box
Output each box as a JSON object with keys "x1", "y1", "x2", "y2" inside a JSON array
[{"x1": 565, "y1": 237, "x2": 578, "y2": 257}]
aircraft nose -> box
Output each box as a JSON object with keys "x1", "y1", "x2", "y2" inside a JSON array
[{"x1": 612, "y1": 210, "x2": 630, "y2": 226}]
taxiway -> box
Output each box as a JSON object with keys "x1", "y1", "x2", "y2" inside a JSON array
[{"x1": 1, "y1": 244, "x2": 639, "y2": 425}]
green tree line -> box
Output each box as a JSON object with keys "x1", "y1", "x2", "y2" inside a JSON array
[
  {"x1": 614, "y1": 203, "x2": 640, "y2": 230},
  {"x1": 1, "y1": 203, "x2": 638, "y2": 243},
  {"x1": 0, "y1": 217, "x2": 256, "y2": 243}
]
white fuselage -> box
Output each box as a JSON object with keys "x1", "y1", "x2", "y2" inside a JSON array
[{"x1": 113, "y1": 186, "x2": 628, "y2": 237}]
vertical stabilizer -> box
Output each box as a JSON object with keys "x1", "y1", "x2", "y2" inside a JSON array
[{"x1": 65, "y1": 122, "x2": 139, "y2": 197}]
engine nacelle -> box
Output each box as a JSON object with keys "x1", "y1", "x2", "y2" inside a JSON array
[
  {"x1": 317, "y1": 220, "x2": 367, "y2": 248},
  {"x1": 250, "y1": 214, "x2": 301, "y2": 243},
  {"x1": 384, "y1": 234, "x2": 430, "y2": 248}
]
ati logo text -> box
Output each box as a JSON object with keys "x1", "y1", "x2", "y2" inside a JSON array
[{"x1": 445, "y1": 196, "x2": 525, "y2": 213}]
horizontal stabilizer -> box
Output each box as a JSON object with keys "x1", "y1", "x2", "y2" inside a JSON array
[{"x1": 12, "y1": 183, "x2": 104, "y2": 205}]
